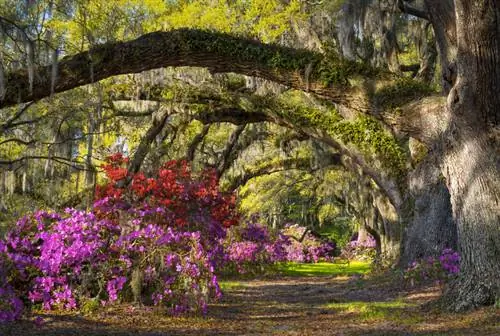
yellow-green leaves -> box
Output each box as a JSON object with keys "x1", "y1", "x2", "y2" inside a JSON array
[{"x1": 164, "y1": 0, "x2": 303, "y2": 42}]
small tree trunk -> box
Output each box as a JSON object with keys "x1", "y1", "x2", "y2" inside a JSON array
[{"x1": 373, "y1": 195, "x2": 402, "y2": 263}]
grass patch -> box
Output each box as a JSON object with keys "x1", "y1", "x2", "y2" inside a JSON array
[
  {"x1": 274, "y1": 261, "x2": 371, "y2": 277},
  {"x1": 218, "y1": 280, "x2": 245, "y2": 291},
  {"x1": 324, "y1": 299, "x2": 424, "y2": 324}
]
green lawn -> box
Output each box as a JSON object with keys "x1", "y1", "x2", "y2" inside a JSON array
[
  {"x1": 323, "y1": 299, "x2": 423, "y2": 323},
  {"x1": 273, "y1": 261, "x2": 371, "y2": 277},
  {"x1": 218, "y1": 280, "x2": 245, "y2": 291}
]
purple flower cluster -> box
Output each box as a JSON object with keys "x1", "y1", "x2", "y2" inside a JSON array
[
  {"x1": 241, "y1": 223, "x2": 270, "y2": 243},
  {"x1": 348, "y1": 235, "x2": 377, "y2": 248},
  {"x1": 223, "y1": 223, "x2": 335, "y2": 274},
  {"x1": 227, "y1": 241, "x2": 260, "y2": 263},
  {"x1": 0, "y1": 206, "x2": 224, "y2": 322},
  {"x1": 281, "y1": 224, "x2": 335, "y2": 263},
  {"x1": 0, "y1": 283, "x2": 23, "y2": 322},
  {"x1": 339, "y1": 233, "x2": 377, "y2": 261},
  {"x1": 439, "y1": 248, "x2": 460, "y2": 274},
  {"x1": 404, "y1": 248, "x2": 461, "y2": 284}
]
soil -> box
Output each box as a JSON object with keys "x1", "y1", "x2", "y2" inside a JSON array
[{"x1": 1, "y1": 274, "x2": 498, "y2": 335}]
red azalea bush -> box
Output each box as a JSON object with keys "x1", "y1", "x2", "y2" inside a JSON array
[{"x1": 0, "y1": 155, "x2": 240, "y2": 322}]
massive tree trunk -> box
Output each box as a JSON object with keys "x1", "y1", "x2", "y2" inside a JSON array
[
  {"x1": 401, "y1": 154, "x2": 456, "y2": 266},
  {"x1": 439, "y1": 0, "x2": 500, "y2": 311}
]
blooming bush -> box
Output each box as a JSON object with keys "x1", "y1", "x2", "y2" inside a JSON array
[
  {"x1": 222, "y1": 222, "x2": 335, "y2": 274},
  {"x1": 281, "y1": 224, "x2": 335, "y2": 263},
  {"x1": 404, "y1": 248, "x2": 460, "y2": 285},
  {"x1": 339, "y1": 233, "x2": 377, "y2": 261},
  {"x1": 0, "y1": 156, "x2": 239, "y2": 322},
  {"x1": 223, "y1": 223, "x2": 287, "y2": 274}
]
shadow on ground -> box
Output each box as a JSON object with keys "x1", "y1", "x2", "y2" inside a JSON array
[{"x1": 1, "y1": 275, "x2": 498, "y2": 336}]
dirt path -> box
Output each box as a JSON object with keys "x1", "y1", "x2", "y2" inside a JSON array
[{"x1": 1, "y1": 275, "x2": 498, "y2": 335}]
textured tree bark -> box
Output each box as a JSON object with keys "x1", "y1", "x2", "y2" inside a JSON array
[
  {"x1": 423, "y1": 0, "x2": 457, "y2": 92},
  {"x1": 216, "y1": 125, "x2": 246, "y2": 178},
  {"x1": 0, "y1": 29, "x2": 368, "y2": 112},
  {"x1": 186, "y1": 124, "x2": 211, "y2": 162},
  {"x1": 440, "y1": 0, "x2": 500, "y2": 311},
  {"x1": 373, "y1": 194, "x2": 402, "y2": 262},
  {"x1": 126, "y1": 107, "x2": 171, "y2": 177},
  {"x1": 401, "y1": 155, "x2": 456, "y2": 267}
]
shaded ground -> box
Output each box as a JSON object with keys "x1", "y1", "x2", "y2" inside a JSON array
[{"x1": 1, "y1": 267, "x2": 498, "y2": 335}]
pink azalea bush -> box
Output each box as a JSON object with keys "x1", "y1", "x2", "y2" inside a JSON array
[
  {"x1": 404, "y1": 248, "x2": 460, "y2": 285},
  {"x1": 223, "y1": 222, "x2": 335, "y2": 274},
  {"x1": 339, "y1": 233, "x2": 377, "y2": 261},
  {"x1": 281, "y1": 224, "x2": 336, "y2": 263}
]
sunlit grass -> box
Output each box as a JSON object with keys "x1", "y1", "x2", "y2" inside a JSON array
[
  {"x1": 219, "y1": 280, "x2": 245, "y2": 291},
  {"x1": 274, "y1": 261, "x2": 371, "y2": 277},
  {"x1": 324, "y1": 299, "x2": 423, "y2": 323}
]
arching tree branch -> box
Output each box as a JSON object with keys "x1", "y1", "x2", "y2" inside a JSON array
[
  {"x1": 226, "y1": 155, "x2": 341, "y2": 192},
  {"x1": 397, "y1": 0, "x2": 429, "y2": 20},
  {"x1": 1, "y1": 29, "x2": 374, "y2": 111}
]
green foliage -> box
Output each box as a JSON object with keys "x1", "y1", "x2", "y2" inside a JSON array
[
  {"x1": 331, "y1": 116, "x2": 407, "y2": 177},
  {"x1": 165, "y1": 0, "x2": 304, "y2": 43},
  {"x1": 317, "y1": 217, "x2": 354, "y2": 249},
  {"x1": 275, "y1": 97, "x2": 407, "y2": 178},
  {"x1": 315, "y1": 46, "x2": 380, "y2": 86},
  {"x1": 374, "y1": 78, "x2": 436, "y2": 109}
]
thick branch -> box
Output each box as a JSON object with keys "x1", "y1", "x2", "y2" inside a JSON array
[
  {"x1": 1, "y1": 29, "x2": 371, "y2": 111},
  {"x1": 397, "y1": 0, "x2": 429, "y2": 20},
  {"x1": 382, "y1": 96, "x2": 447, "y2": 144},
  {"x1": 217, "y1": 125, "x2": 246, "y2": 177},
  {"x1": 186, "y1": 124, "x2": 211, "y2": 162},
  {"x1": 227, "y1": 155, "x2": 341, "y2": 191},
  {"x1": 127, "y1": 107, "x2": 171, "y2": 176}
]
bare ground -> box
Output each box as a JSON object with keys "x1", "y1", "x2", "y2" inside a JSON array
[{"x1": 1, "y1": 275, "x2": 498, "y2": 336}]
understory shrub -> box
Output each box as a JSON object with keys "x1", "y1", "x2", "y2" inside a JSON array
[
  {"x1": 340, "y1": 233, "x2": 377, "y2": 261},
  {"x1": 0, "y1": 156, "x2": 239, "y2": 322},
  {"x1": 223, "y1": 222, "x2": 335, "y2": 274},
  {"x1": 281, "y1": 224, "x2": 336, "y2": 263},
  {"x1": 404, "y1": 248, "x2": 460, "y2": 286}
]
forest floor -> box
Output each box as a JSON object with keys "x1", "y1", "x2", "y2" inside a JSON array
[{"x1": 1, "y1": 262, "x2": 498, "y2": 336}]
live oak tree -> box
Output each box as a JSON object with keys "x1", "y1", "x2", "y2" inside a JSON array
[{"x1": 1, "y1": 0, "x2": 499, "y2": 311}]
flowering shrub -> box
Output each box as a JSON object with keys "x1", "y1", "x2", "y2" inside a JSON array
[
  {"x1": 0, "y1": 243, "x2": 23, "y2": 323},
  {"x1": 0, "y1": 157, "x2": 239, "y2": 322},
  {"x1": 281, "y1": 224, "x2": 335, "y2": 263},
  {"x1": 223, "y1": 223, "x2": 287, "y2": 274},
  {"x1": 223, "y1": 222, "x2": 335, "y2": 274},
  {"x1": 404, "y1": 248, "x2": 460, "y2": 285},
  {"x1": 339, "y1": 233, "x2": 377, "y2": 261}
]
